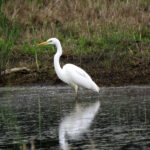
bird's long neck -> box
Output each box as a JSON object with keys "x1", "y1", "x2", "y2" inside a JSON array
[{"x1": 54, "y1": 41, "x2": 63, "y2": 78}]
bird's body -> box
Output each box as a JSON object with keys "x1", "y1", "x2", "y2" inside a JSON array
[
  {"x1": 62, "y1": 64, "x2": 99, "y2": 92},
  {"x1": 38, "y1": 38, "x2": 99, "y2": 97}
]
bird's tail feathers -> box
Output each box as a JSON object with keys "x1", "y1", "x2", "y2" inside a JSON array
[
  {"x1": 91, "y1": 82, "x2": 100, "y2": 93},
  {"x1": 95, "y1": 86, "x2": 100, "y2": 93}
]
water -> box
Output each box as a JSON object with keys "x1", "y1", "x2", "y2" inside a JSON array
[{"x1": 0, "y1": 85, "x2": 150, "y2": 150}]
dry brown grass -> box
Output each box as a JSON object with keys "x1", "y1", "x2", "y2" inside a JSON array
[{"x1": 2, "y1": 0, "x2": 150, "y2": 43}]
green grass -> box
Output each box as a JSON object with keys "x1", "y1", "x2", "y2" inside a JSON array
[
  {"x1": 0, "y1": 0, "x2": 149, "y2": 75},
  {"x1": 0, "y1": 5, "x2": 21, "y2": 71}
]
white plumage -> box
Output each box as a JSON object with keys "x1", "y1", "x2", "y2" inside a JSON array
[
  {"x1": 63, "y1": 64, "x2": 99, "y2": 92},
  {"x1": 38, "y1": 38, "x2": 99, "y2": 97}
]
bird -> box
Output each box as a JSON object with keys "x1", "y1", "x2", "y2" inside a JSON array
[{"x1": 38, "y1": 38, "x2": 100, "y2": 97}]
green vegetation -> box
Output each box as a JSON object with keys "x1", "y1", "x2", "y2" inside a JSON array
[
  {"x1": 0, "y1": 1, "x2": 21, "y2": 73},
  {"x1": 0, "y1": 0, "x2": 150, "y2": 85}
]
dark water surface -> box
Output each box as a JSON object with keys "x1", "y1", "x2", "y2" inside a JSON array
[{"x1": 0, "y1": 85, "x2": 150, "y2": 150}]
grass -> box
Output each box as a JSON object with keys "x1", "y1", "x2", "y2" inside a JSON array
[
  {"x1": 0, "y1": 1, "x2": 21, "y2": 73},
  {"x1": 0, "y1": 0, "x2": 150, "y2": 84}
]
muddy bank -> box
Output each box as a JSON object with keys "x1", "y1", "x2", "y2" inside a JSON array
[
  {"x1": 1, "y1": 69, "x2": 150, "y2": 87},
  {"x1": 0, "y1": 52, "x2": 150, "y2": 87}
]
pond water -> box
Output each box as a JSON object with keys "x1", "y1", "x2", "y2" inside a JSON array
[{"x1": 0, "y1": 85, "x2": 150, "y2": 150}]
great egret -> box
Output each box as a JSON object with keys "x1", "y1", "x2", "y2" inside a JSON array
[{"x1": 38, "y1": 38, "x2": 99, "y2": 97}]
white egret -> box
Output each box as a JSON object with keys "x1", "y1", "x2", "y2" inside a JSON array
[{"x1": 38, "y1": 38, "x2": 99, "y2": 97}]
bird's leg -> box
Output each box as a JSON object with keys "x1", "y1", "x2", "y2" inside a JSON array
[
  {"x1": 96, "y1": 88, "x2": 100, "y2": 100},
  {"x1": 74, "y1": 85, "x2": 78, "y2": 99}
]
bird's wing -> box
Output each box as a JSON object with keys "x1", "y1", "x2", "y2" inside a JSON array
[
  {"x1": 63, "y1": 64, "x2": 92, "y2": 81},
  {"x1": 63, "y1": 63, "x2": 98, "y2": 91}
]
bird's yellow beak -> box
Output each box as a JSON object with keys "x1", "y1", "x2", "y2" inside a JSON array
[{"x1": 38, "y1": 41, "x2": 49, "y2": 46}]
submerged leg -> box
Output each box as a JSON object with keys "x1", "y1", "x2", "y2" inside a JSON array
[{"x1": 74, "y1": 85, "x2": 78, "y2": 99}]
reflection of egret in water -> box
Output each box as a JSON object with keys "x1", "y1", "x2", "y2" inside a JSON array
[{"x1": 59, "y1": 101, "x2": 100, "y2": 150}]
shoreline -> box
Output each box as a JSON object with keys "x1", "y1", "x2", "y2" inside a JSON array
[
  {"x1": 1, "y1": 50, "x2": 150, "y2": 87},
  {"x1": 1, "y1": 66, "x2": 150, "y2": 87}
]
